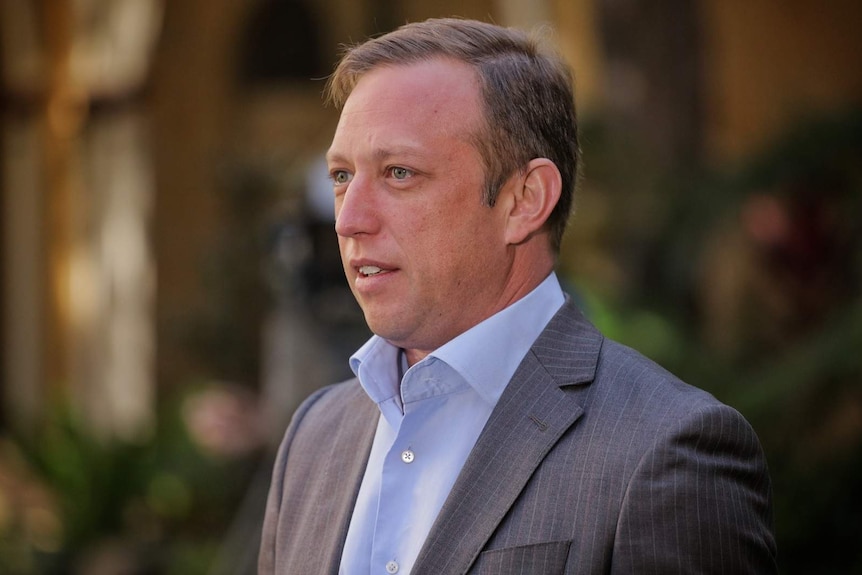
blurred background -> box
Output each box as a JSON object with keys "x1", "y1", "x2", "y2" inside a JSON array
[{"x1": 0, "y1": 0, "x2": 860, "y2": 573}]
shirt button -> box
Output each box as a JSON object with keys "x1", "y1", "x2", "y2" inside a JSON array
[
  {"x1": 386, "y1": 560, "x2": 399, "y2": 573},
  {"x1": 401, "y1": 449, "x2": 415, "y2": 464}
]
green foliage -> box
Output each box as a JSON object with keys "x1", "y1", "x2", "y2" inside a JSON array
[{"x1": 0, "y1": 389, "x2": 261, "y2": 575}]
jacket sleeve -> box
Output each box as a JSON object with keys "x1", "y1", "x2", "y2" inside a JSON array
[{"x1": 612, "y1": 403, "x2": 778, "y2": 574}]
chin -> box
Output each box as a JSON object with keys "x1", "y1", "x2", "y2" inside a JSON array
[{"x1": 364, "y1": 318, "x2": 410, "y2": 346}]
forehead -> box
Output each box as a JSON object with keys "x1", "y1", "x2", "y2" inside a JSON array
[{"x1": 329, "y1": 58, "x2": 484, "y2": 156}]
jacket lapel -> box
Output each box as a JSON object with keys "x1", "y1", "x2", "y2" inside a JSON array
[
  {"x1": 411, "y1": 299, "x2": 602, "y2": 574},
  {"x1": 273, "y1": 382, "x2": 379, "y2": 575},
  {"x1": 318, "y1": 386, "x2": 379, "y2": 574}
]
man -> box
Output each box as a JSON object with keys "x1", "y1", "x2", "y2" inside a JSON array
[{"x1": 259, "y1": 18, "x2": 777, "y2": 575}]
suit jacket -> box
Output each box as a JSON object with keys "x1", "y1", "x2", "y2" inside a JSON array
[{"x1": 259, "y1": 299, "x2": 777, "y2": 574}]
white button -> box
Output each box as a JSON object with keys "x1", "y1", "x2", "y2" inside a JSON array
[
  {"x1": 386, "y1": 560, "x2": 399, "y2": 573},
  {"x1": 401, "y1": 449, "x2": 415, "y2": 464}
]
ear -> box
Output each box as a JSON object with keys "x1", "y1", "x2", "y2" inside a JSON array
[{"x1": 503, "y1": 158, "x2": 562, "y2": 246}]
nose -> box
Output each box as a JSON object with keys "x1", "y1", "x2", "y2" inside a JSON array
[{"x1": 334, "y1": 175, "x2": 379, "y2": 237}]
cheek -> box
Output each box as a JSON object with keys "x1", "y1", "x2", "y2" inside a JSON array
[{"x1": 336, "y1": 238, "x2": 351, "y2": 266}]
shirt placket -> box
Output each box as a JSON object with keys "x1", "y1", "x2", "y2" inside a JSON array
[{"x1": 369, "y1": 365, "x2": 445, "y2": 575}]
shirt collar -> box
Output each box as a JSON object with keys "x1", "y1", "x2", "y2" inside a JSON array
[
  {"x1": 350, "y1": 272, "x2": 565, "y2": 408},
  {"x1": 431, "y1": 272, "x2": 565, "y2": 405},
  {"x1": 349, "y1": 334, "x2": 401, "y2": 406}
]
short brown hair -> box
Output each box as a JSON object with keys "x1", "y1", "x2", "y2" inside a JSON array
[{"x1": 326, "y1": 18, "x2": 579, "y2": 252}]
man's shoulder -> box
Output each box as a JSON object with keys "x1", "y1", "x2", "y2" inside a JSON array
[
  {"x1": 282, "y1": 377, "x2": 377, "y2": 449},
  {"x1": 585, "y1": 335, "x2": 760, "y2": 449},
  {"x1": 541, "y1": 301, "x2": 731, "y2": 421},
  {"x1": 297, "y1": 377, "x2": 370, "y2": 417},
  {"x1": 546, "y1": 299, "x2": 718, "y2": 407},
  {"x1": 596, "y1": 337, "x2": 716, "y2": 404}
]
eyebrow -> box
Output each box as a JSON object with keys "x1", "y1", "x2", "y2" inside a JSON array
[{"x1": 325, "y1": 150, "x2": 346, "y2": 166}]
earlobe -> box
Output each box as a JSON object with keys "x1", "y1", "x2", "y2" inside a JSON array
[{"x1": 504, "y1": 158, "x2": 562, "y2": 245}]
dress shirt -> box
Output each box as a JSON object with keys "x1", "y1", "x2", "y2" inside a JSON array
[{"x1": 339, "y1": 273, "x2": 565, "y2": 575}]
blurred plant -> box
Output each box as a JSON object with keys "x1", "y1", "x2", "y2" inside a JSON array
[
  {"x1": 0, "y1": 384, "x2": 264, "y2": 575},
  {"x1": 182, "y1": 384, "x2": 264, "y2": 460}
]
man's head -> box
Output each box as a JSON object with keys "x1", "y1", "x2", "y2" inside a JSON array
[
  {"x1": 326, "y1": 18, "x2": 579, "y2": 252},
  {"x1": 326, "y1": 19, "x2": 578, "y2": 363}
]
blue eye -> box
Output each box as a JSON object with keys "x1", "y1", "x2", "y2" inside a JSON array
[
  {"x1": 390, "y1": 167, "x2": 412, "y2": 180},
  {"x1": 331, "y1": 170, "x2": 352, "y2": 185}
]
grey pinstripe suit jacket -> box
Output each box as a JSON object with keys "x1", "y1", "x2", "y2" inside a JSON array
[{"x1": 259, "y1": 299, "x2": 777, "y2": 574}]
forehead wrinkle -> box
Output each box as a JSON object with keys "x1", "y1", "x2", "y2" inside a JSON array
[
  {"x1": 373, "y1": 145, "x2": 426, "y2": 163},
  {"x1": 325, "y1": 145, "x2": 426, "y2": 166}
]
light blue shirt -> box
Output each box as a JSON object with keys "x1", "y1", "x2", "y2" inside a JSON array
[{"x1": 339, "y1": 273, "x2": 566, "y2": 575}]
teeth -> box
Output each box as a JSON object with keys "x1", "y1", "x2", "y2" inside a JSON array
[{"x1": 359, "y1": 265, "x2": 383, "y2": 276}]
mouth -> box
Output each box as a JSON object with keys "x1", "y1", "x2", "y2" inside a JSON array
[{"x1": 354, "y1": 263, "x2": 398, "y2": 280}]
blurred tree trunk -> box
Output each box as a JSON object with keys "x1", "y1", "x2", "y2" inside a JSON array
[
  {"x1": 596, "y1": 0, "x2": 704, "y2": 168},
  {"x1": 1, "y1": 1, "x2": 161, "y2": 438}
]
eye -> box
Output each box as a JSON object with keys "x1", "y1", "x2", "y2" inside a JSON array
[
  {"x1": 389, "y1": 166, "x2": 413, "y2": 180},
  {"x1": 330, "y1": 170, "x2": 353, "y2": 185}
]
